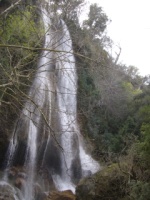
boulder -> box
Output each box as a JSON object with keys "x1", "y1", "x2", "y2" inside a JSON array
[
  {"x1": 34, "y1": 183, "x2": 44, "y2": 200},
  {"x1": 17, "y1": 172, "x2": 27, "y2": 179},
  {"x1": 8, "y1": 166, "x2": 18, "y2": 179},
  {"x1": 15, "y1": 177, "x2": 25, "y2": 189},
  {"x1": 0, "y1": 181, "x2": 20, "y2": 200},
  {"x1": 45, "y1": 190, "x2": 75, "y2": 200},
  {"x1": 76, "y1": 163, "x2": 129, "y2": 200}
]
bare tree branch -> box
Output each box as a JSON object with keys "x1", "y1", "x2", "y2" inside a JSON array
[
  {"x1": 0, "y1": 44, "x2": 98, "y2": 62},
  {"x1": 0, "y1": 0, "x2": 22, "y2": 16},
  {"x1": 0, "y1": 82, "x2": 13, "y2": 88},
  {"x1": 114, "y1": 46, "x2": 121, "y2": 65}
]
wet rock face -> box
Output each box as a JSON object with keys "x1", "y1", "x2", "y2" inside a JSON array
[
  {"x1": 44, "y1": 138, "x2": 61, "y2": 175},
  {"x1": 13, "y1": 140, "x2": 27, "y2": 166},
  {"x1": 71, "y1": 157, "x2": 82, "y2": 184},
  {"x1": 71, "y1": 134, "x2": 82, "y2": 184},
  {"x1": 0, "y1": 137, "x2": 9, "y2": 169}
]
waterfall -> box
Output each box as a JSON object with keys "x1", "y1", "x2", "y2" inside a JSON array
[{"x1": 0, "y1": 5, "x2": 100, "y2": 200}]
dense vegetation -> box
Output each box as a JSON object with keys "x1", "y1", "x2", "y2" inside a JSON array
[
  {"x1": 0, "y1": 0, "x2": 43, "y2": 164},
  {"x1": 0, "y1": 0, "x2": 150, "y2": 199}
]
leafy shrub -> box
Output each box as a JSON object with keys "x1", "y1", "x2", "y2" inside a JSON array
[{"x1": 129, "y1": 181, "x2": 150, "y2": 200}]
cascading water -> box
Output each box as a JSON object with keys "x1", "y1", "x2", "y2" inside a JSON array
[
  {"x1": 0, "y1": 3, "x2": 100, "y2": 200},
  {"x1": 2, "y1": 136, "x2": 17, "y2": 181},
  {"x1": 22, "y1": 7, "x2": 56, "y2": 200},
  {"x1": 53, "y1": 19, "x2": 79, "y2": 192}
]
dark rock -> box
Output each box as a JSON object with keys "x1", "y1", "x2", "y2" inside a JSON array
[{"x1": 0, "y1": 138, "x2": 9, "y2": 169}]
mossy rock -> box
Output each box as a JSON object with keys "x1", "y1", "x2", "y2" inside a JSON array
[
  {"x1": 45, "y1": 190, "x2": 75, "y2": 200},
  {"x1": 76, "y1": 163, "x2": 129, "y2": 200}
]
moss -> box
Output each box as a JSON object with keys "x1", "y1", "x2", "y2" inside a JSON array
[{"x1": 76, "y1": 164, "x2": 129, "y2": 200}]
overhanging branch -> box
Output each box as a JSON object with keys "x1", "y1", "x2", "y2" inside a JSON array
[
  {"x1": 0, "y1": 44, "x2": 98, "y2": 62},
  {"x1": 0, "y1": 0, "x2": 22, "y2": 16}
]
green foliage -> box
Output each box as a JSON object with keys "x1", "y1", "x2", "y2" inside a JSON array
[
  {"x1": 83, "y1": 3, "x2": 108, "y2": 38},
  {"x1": 136, "y1": 105, "x2": 150, "y2": 169},
  {"x1": 0, "y1": 5, "x2": 43, "y2": 144},
  {"x1": 0, "y1": 6, "x2": 43, "y2": 90},
  {"x1": 68, "y1": 6, "x2": 147, "y2": 159},
  {"x1": 122, "y1": 81, "x2": 142, "y2": 99},
  {"x1": 49, "y1": 0, "x2": 84, "y2": 25},
  {"x1": 129, "y1": 181, "x2": 150, "y2": 200},
  {"x1": 0, "y1": 7, "x2": 42, "y2": 46},
  {"x1": 77, "y1": 57, "x2": 101, "y2": 138},
  {"x1": 104, "y1": 117, "x2": 137, "y2": 153}
]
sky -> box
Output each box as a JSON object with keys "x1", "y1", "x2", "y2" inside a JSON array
[{"x1": 83, "y1": 0, "x2": 150, "y2": 76}]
